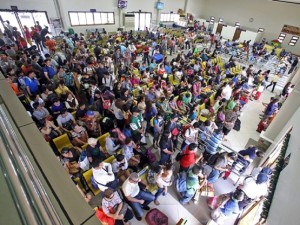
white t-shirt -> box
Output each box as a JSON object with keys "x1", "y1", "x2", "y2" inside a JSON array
[
  {"x1": 184, "y1": 128, "x2": 198, "y2": 145},
  {"x1": 241, "y1": 177, "x2": 268, "y2": 199},
  {"x1": 222, "y1": 85, "x2": 233, "y2": 100},
  {"x1": 122, "y1": 178, "x2": 140, "y2": 198},
  {"x1": 92, "y1": 162, "x2": 115, "y2": 191}
]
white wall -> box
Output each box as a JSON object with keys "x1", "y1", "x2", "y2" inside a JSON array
[
  {"x1": 265, "y1": 107, "x2": 300, "y2": 225},
  {"x1": 186, "y1": 0, "x2": 205, "y2": 18},
  {"x1": 239, "y1": 30, "x2": 258, "y2": 45},
  {"x1": 200, "y1": 0, "x2": 300, "y2": 54}
]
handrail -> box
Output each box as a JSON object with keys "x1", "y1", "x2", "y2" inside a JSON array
[{"x1": 0, "y1": 105, "x2": 63, "y2": 225}]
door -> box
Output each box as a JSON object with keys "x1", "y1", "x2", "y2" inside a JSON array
[
  {"x1": 134, "y1": 12, "x2": 151, "y2": 31},
  {"x1": 232, "y1": 28, "x2": 242, "y2": 41},
  {"x1": 216, "y1": 24, "x2": 223, "y2": 34}
]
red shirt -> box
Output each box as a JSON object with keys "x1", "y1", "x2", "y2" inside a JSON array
[
  {"x1": 180, "y1": 147, "x2": 196, "y2": 168},
  {"x1": 143, "y1": 46, "x2": 149, "y2": 54}
]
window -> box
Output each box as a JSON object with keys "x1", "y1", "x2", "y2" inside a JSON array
[
  {"x1": 278, "y1": 33, "x2": 286, "y2": 43},
  {"x1": 218, "y1": 18, "x2": 224, "y2": 24},
  {"x1": 235, "y1": 22, "x2": 240, "y2": 28},
  {"x1": 289, "y1": 36, "x2": 299, "y2": 46},
  {"x1": 160, "y1": 13, "x2": 179, "y2": 22},
  {"x1": 134, "y1": 12, "x2": 151, "y2": 31},
  {"x1": 210, "y1": 16, "x2": 215, "y2": 24},
  {"x1": 68, "y1": 11, "x2": 115, "y2": 26}
]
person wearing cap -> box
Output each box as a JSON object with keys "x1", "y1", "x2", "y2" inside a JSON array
[
  {"x1": 207, "y1": 152, "x2": 237, "y2": 184},
  {"x1": 179, "y1": 143, "x2": 202, "y2": 172},
  {"x1": 237, "y1": 167, "x2": 271, "y2": 210},
  {"x1": 84, "y1": 110, "x2": 101, "y2": 137},
  {"x1": 101, "y1": 188, "x2": 134, "y2": 225},
  {"x1": 86, "y1": 137, "x2": 106, "y2": 163},
  {"x1": 57, "y1": 109, "x2": 75, "y2": 132},
  {"x1": 91, "y1": 157, "x2": 119, "y2": 191},
  {"x1": 211, "y1": 189, "x2": 244, "y2": 224},
  {"x1": 129, "y1": 106, "x2": 145, "y2": 144},
  {"x1": 122, "y1": 172, "x2": 155, "y2": 221},
  {"x1": 179, "y1": 165, "x2": 207, "y2": 205},
  {"x1": 232, "y1": 146, "x2": 264, "y2": 174},
  {"x1": 163, "y1": 114, "x2": 180, "y2": 148}
]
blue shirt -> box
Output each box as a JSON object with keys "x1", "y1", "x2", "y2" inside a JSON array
[
  {"x1": 239, "y1": 147, "x2": 256, "y2": 160},
  {"x1": 43, "y1": 66, "x2": 56, "y2": 79},
  {"x1": 220, "y1": 198, "x2": 239, "y2": 216},
  {"x1": 206, "y1": 132, "x2": 222, "y2": 154},
  {"x1": 24, "y1": 77, "x2": 39, "y2": 93}
]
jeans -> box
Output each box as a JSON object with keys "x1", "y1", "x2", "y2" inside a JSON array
[
  {"x1": 130, "y1": 190, "x2": 155, "y2": 217},
  {"x1": 154, "y1": 187, "x2": 165, "y2": 200},
  {"x1": 115, "y1": 208, "x2": 134, "y2": 224},
  {"x1": 207, "y1": 168, "x2": 220, "y2": 183},
  {"x1": 180, "y1": 191, "x2": 195, "y2": 204},
  {"x1": 159, "y1": 152, "x2": 171, "y2": 165}
]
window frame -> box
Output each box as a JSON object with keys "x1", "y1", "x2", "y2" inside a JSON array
[
  {"x1": 160, "y1": 13, "x2": 180, "y2": 22},
  {"x1": 68, "y1": 11, "x2": 115, "y2": 26}
]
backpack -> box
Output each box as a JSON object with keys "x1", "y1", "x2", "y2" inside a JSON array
[
  {"x1": 146, "y1": 148, "x2": 156, "y2": 164},
  {"x1": 175, "y1": 172, "x2": 188, "y2": 192},
  {"x1": 207, "y1": 153, "x2": 224, "y2": 167}
]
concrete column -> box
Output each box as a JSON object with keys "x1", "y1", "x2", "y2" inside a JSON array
[
  {"x1": 290, "y1": 67, "x2": 300, "y2": 85},
  {"x1": 184, "y1": 0, "x2": 189, "y2": 14},
  {"x1": 263, "y1": 79, "x2": 300, "y2": 141}
]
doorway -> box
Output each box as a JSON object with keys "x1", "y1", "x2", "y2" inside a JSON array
[
  {"x1": 133, "y1": 12, "x2": 151, "y2": 31},
  {"x1": 232, "y1": 28, "x2": 242, "y2": 41},
  {"x1": 216, "y1": 24, "x2": 224, "y2": 35}
]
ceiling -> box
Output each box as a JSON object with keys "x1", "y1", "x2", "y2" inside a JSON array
[{"x1": 272, "y1": 0, "x2": 300, "y2": 4}]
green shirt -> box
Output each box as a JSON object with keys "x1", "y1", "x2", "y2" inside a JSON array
[
  {"x1": 227, "y1": 100, "x2": 236, "y2": 111},
  {"x1": 186, "y1": 171, "x2": 199, "y2": 195},
  {"x1": 130, "y1": 114, "x2": 143, "y2": 133}
]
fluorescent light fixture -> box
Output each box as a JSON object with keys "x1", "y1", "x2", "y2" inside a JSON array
[
  {"x1": 218, "y1": 18, "x2": 223, "y2": 23},
  {"x1": 235, "y1": 22, "x2": 240, "y2": 28},
  {"x1": 258, "y1": 28, "x2": 264, "y2": 33},
  {"x1": 289, "y1": 36, "x2": 299, "y2": 46}
]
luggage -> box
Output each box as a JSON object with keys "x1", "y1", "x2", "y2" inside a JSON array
[
  {"x1": 145, "y1": 208, "x2": 168, "y2": 225},
  {"x1": 153, "y1": 54, "x2": 163, "y2": 63}
]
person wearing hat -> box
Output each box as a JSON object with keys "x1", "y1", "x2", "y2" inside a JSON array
[
  {"x1": 163, "y1": 114, "x2": 180, "y2": 148},
  {"x1": 86, "y1": 137, "x2": 106, "y2": 163},
  {"x1": 122, "y1": 172, "x2": 155, "y2": 221},
  {"x1": 101, "y1": 188, "x2": 134, "y2": 225},
  {"x1": 211, "y1": 189, "x2": 244, "y2": 224},
  {"x1": 237, "y1": 167, "x2": 271, "y2": 210},
  {"x1": 84, "y1": 110, "x2": 101, "y2": 137},
  {"x1": 129, "y1": 106, "x2": 145, "y2": 144},
  {"x1": 207, "y1": 152, "x2": 237, "y2": 184}
]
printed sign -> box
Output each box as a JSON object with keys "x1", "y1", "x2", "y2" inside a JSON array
[{"x1": 281, "y1": 24, "x2": 300, "y2": 36}]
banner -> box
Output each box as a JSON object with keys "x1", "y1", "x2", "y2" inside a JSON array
[{"x1": 281, "y1": 24, "x2": 300, "y2": 36}]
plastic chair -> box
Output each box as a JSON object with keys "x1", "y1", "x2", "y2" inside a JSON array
[
  {"x1": 83, "y1": 169, "x2": 101, "y2": 196},
  {"x1": 52, "y1": 133, "x2": 73, "y2": 153}
]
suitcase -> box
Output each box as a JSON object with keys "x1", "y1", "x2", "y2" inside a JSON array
[{"x1": 145, "y1": 208, "x2": 168, "y2": 225}]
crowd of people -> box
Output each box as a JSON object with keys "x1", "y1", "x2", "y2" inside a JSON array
[{"x1": 0, "y1": 20, "x2": 296, "y2": 224}]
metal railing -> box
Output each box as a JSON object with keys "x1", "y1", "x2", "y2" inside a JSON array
[{"x1": 0, "y1": 105, "x2": 63, "y2": 225}]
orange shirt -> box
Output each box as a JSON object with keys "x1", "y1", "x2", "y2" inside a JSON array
[{"x1": 45, "y1": 40, "x2": 56, "y2": 51}]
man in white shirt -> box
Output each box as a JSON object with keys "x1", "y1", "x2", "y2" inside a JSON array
[
  {"x1": 181, "y1": 122, "x2": 200, "y2": 151},
  {"x1": 122, "y1": 172, "x2": 155, "y2": 221},
  {"x1": 92, "y1": 158, "x2": 118, "y2": 191},
  {"x1": 238, "y1": 167, "x2": 271, "y2": 210},
  {"x1": 221, "y1": 82, "x2": 234, "y2": 101}
]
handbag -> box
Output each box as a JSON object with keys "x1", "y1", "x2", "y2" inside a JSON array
[
  {"x1": 200, "y1": 184, "x2": 214, "y2": 197},
  {"x1": 95, "y1": 208, "x2": 115, "y2": 225},
  {"x1": 171, "y1": 127, "x2": 179, "y2": 136}
]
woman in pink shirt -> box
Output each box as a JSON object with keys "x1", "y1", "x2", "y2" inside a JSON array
[{"x1": 24, "y1": 26, "x2": 32, "y2": 46}]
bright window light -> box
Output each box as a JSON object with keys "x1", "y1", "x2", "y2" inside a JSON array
[{"x1": 68, "y1": 11, "x2": 115, "y2": 26}]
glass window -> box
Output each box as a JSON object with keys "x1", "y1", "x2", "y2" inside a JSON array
[
  {"x1": 86, "y1": 12, "x2": 94, "y2": 25},
  {"x1": 69, "y1": 12, "x2": 79, "y2": 26},
  {"x1": 78, "y1": 12, "x2": 86, "y2": 25},
  {"x1": 32, "y1": 12, "x2": 50, "y2": 31},
  {"x1": 160, "y1": 13, "x2": 179, "y2": 22},
  {"x1": 108, "y1": 13, "x2": 114, "y2": 24},
  {"x1": 94, "y1": 12, "x2": 101, "y2": 24},
  {"x1": 101, "y1": 13, "x2": 108, "y2": 24}
]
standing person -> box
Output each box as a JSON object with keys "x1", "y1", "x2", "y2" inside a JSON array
[
  {"x1": 179, "y1": 143, "x2": 202, "y2": 172},
  {"x1": 288, "y1": 56, "x2": 299, "y2": 74},
  {"x1": 207, "y1": 152, "x2": 237, "y2": 184},
  {"x1": 181, "y1": 122, "x2": 200, "y2": 152},
  {"x1": 40, "y1": 26, "x2": 51, "y2": 48},
  {"x1": 122, "y1": 172, "x2": 155, "y2": 221},
  {"x1": 45, "y1": 36, "x2": 56, "y2": 52},
  {"x1": 159, "y1": 133, "x2": 174, "y2": 165},
  {"x1": 24, "y1": 71, "x2": 40, "y2": 96},
  {"x1": 163, "y1": 114, "x2": 180, "y2": 149},
  {"x1": 31, "y1": 27, "x2": 43, "y2": 52},
  {"x1": 151, "y1": 112, "x2": 164, "y2": 149},
  {"x1": 142, "y1": 43, "x2": 150, "y2": 65},
  {"x1": 266, "y1": 73, "x2": 280, "y2": 93},
  {"x1": 101, "y1": 188, "x2": 134, "y2": 225},
  {"x1": 179, "y1": 165, "x2": 207, "y2": 205},
  {"x1": 91, "y1": 157, "x2": 119, "y2": 191},
  {"x1": 211, "y1": 189, "x2": 244, "y2": 224},
  {"x1": 129, "y1": 107, "x2": 145, "y2": 145},
  {"x1": 261, "y1": 98, "x2": 279, "y2": 120},
  {"x1": 154, "y1": 163, "x2": 173, "y2": 205},
  {"x1": 223, "y1": 106, "x2": 240, "y2": 141},
  {"x1": 42, "y1": 59, "x2": 56, "y2": 84}
]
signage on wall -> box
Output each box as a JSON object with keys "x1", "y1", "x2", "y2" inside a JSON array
[
  {"x1": 90, "y1": 9, "x2": 96, "y2": 13},
  {"x1": 11, "y1": 6, "x2": 18, "y2": 11},
  {"x1": 281, "y1": 24, "x2": 300, "y2": 36}
]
